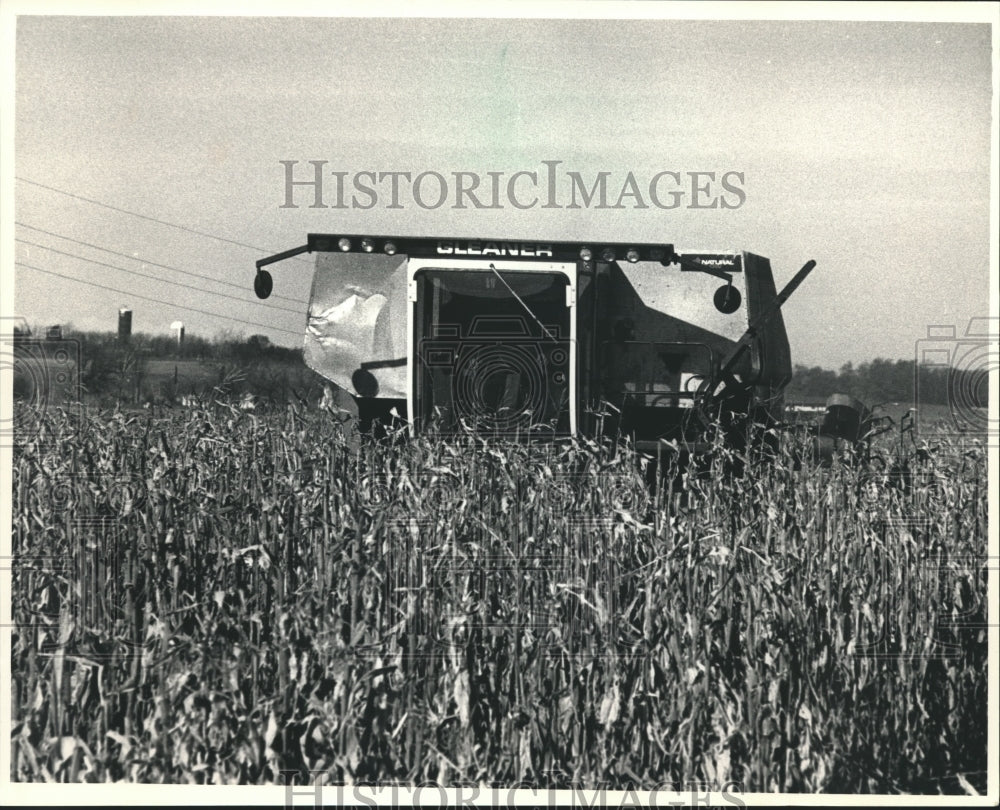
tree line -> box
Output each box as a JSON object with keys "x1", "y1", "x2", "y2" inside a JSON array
[
  {"x1": 16, "y1": 329, "x2": 323, "y2": 407},
  {"x1": 785, "y1": 358, "x2": 987, "y2": 407},
  {"x1": 16, "y1": 326, "x2": 987, "y2": 409}
]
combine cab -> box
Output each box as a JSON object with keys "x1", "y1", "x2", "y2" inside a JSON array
[{"x1": 254, "y1": 235, "x2": 817, "y2": 453}]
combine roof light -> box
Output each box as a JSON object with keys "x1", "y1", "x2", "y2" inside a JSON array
[
  {"x1": 579, "y1": 246, "x2": 593, "y2": 262},
  {"x1": 626, "y1": 248, "x2": 640, "y2": 263},
  {"x1": 338, "y1": 238, "x2": 352, "y2": 252},
  {"x1": 360, "y1": 238, "x2": 374, "y2": 252},
  {"x1": 384, "y1": 241, "x2": 397, "y2": 255},
  {"x1": 600, "y1": 248, "x2": 616, "y2": 263}
]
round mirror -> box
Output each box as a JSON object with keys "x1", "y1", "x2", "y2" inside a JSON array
[
  {"x1": 713, "y1": 283, "x2": 741, "y2": 313},
  {"x1": 254, "y1": 270, "x2": 273, "y2": 300}
]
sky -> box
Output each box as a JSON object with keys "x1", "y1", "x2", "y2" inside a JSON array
[{"x1": 6, "y1": 4, "x2": 997, "y2": 369}]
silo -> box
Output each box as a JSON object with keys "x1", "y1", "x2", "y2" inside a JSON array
[
  {"x1": 170, "y1": 320, "x2": 185, "y2": 346},
  {"x1": 118, "y1": 308, "x2": 132, "y2": 343}
]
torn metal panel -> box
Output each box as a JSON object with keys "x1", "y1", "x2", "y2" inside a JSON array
[{"x1": 304, "y1": 252, "x2": 408, "y2": 399}]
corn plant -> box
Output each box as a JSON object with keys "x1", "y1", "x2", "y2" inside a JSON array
[{"x1": 9, "y1": 400, "x2": 988, "y2": 792}]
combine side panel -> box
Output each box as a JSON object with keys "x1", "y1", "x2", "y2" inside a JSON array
[
  {"x1": 598, "y1": 255, "x2": 750, "y2": 445},
  {"x1": 303, "y1": 251, "x2": 409, "y2": 401}
]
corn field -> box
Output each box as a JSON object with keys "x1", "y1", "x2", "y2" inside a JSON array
[{"x1": 9, "y1": 401, "x2": 989, "y2": 793}]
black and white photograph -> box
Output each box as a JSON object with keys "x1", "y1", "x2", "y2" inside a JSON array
[{"x1": 2, "y1": 1, "x2": 997, "y2": 805}]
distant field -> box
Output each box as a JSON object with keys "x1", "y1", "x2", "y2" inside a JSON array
[
  {"x1": 12, "y1": 350, "x2": 321, "y2": 410},
  {"x1": 785, "y1": 399, "x2": 988, "y2": 441},
  {"x1": 144, "y1": 359, "x2": 224, "y2": 384}
]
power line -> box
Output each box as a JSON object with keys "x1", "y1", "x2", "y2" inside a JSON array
[
  {"x1": 15, "y1": 176, "x2": 313, "y2": 264},
  {"x1": 16, "y1": 237, "x2": 305, "y2": 315},
  {"x1": 16, "y1": 261, "x2": 304, "y2": 337},
  {"x1": 15, "y1": 221, "x2": 309, "y2": 305}
]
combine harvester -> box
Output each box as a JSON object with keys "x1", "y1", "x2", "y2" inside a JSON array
[{"x1": 252, "y1": 235, "x2": 883, "y2": 462}]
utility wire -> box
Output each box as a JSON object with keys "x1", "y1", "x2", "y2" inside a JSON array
[
  {"x1": 15, "y1": 221, "x2": 309, "y2": 305},
  {"x1": 16, "y1": 261, "x2": 303, "y2": 337},
  {"x1": 16, "y1": 237, "x2": 304, "y2": 315},
  {"x1": 15, "y1": 176, "x2": 313, "y2": 264}
]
